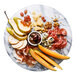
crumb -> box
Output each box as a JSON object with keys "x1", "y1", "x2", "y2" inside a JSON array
[
  {"x1": 32, "y1": 11, "x2": 36, "y2": 15},
  {"x1": 60, "y1": 22, "x2": 62, "y2": 24},
  {"x1": 51, "y1": 17, "x2": 53, "y2": 19},
  {"x1": 53, "y1": 18, "x2": 58, "y2": 22},
  {"x1": 54, "y1": 15, "x2": 56, "y2": 17}
]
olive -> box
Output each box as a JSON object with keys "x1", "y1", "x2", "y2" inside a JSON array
[
  {"x1": 33, "y1": 35, "x2": 38, "y2": 41},
  {"x1": 38, "y1": 36, "x2": 41, "y2": 41},
  {"x1": 30, "y1": 33, "x2": 36, "y2": 37},
  {"x1": 30, "y1": 37, "x2": 35, "y2": 44}
]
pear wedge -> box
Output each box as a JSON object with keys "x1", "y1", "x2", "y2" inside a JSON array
[
  {"x1": 6, "y1": 27, "x2": 27, "y2": 40},
  {"x1": 8, "y1": 19, "x2": 25, "y2": 36},
  {"x1": 13, "y1": 17, "x2": 31, "y2": 33}
]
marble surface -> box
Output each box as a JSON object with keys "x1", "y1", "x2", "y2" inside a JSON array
[{"x1": 4, "y1": 5, "x2": 72, "y2": 71}]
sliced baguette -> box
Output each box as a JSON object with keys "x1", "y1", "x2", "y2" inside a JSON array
[
  {"x1": 12, "y1": 40, "x2": 24, "y2": 49},
  {"x1": 8, "y1": 35, "x2": 19, "y2": 45},
  {"x1": 18, "y1": 40, "x2": 27, "y2": 50}
]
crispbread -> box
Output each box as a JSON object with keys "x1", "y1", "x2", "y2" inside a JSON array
[
  {"x1": 12, "y1": 40, "x2": 24, "y2": 49},
  {"x1": 8, "y1": 35, "x2": 19, "y2": 45},
  {"x1": 18, "y1": 40, "x2": 27, "y2": 50}
]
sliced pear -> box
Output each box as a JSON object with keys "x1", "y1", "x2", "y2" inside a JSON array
[
  {"x1": 6, "y1": 27, "x2": 27, "y2": 40},
  {"x1": 8, "y1": 35, "x2": 19, "y2": 45},
  {"x1": 13, "y1": 17, "x2": 31, "y2": 33},
  {"x1": 18, "y1": 40, "x2": 27, "y2": 50},
  {"x1": 12, "y1": 40, "x2": 24, "y2": 49},
  {"x1": 8, "y1": 19, "x2": 25, "y2": 36}
]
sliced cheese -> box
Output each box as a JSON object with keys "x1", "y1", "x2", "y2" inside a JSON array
[{"x1": 36, "y1": 18, "x2": 43, "y2": 26}]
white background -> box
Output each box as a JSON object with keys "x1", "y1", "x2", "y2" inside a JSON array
[{"x1": 0, "y1": 0, "x2": 76, "y2": 76}]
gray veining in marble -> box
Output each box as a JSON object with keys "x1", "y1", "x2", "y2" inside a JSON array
[{"x1": 4, "y1": 5, "x2": 72, "y2": 71}]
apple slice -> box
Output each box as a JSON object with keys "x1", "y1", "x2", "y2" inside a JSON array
[
  {"x1": 18, "y1": 40, "x2": 27, "y2": 50},
  {"x1": 12, "y1": 40, "x2": 24, "y2": 49},
  {"x1": 8, "y1": 19, "x2": 25, "y2": 36},
  {"x1": 8, "y1": 35, "x2": 19, "y2": 45},
  {"x1": 13, "y1": 17, "x2": 31, "y2": 33}
]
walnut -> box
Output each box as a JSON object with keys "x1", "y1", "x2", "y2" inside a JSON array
[
  {"x1": 53, "y1": 22, "x2": 60, "y2": 27},
  {"x1": 45, "y1": 22, "x2": 52, "y2": 29}
]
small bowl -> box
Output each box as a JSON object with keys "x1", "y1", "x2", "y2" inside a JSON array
[{"x1": 28, "y1": 31, "x2": 42, "y2": 46}]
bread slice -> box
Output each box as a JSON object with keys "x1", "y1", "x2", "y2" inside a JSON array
[
  {"x1": 18, "y1": 40, "x2": 27, "y2": 50},
  {"x1": 8, "y1": 35, "x2": 19, "y2": 45},
  {"x1": 12, "y1": 40, "x2": 24, "y2": 49}
]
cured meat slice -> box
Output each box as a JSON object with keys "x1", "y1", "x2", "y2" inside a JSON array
[
  {"x1": 59, "y1": 28, "x2": 67, "y2": 36},
  {"x1": 52, "y1": 36, "x2": 67, "y2": 49}
]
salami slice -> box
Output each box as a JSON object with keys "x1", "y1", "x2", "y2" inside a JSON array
[
  {"x1": 59, "y1": 36, "x2": 67, "y2": 49},
  {"x1": 52, "y1": 36, "x2": 67, "y2": 49},
  {"x1": 59, "y1": 28, "x2": 67, "y2": 36},
  {"x1": 57, "y1": 28, "x2": 67, "y2": 36},
  {"x1": 48, "y1": 26, "x2": 67, "y2": 50}
]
